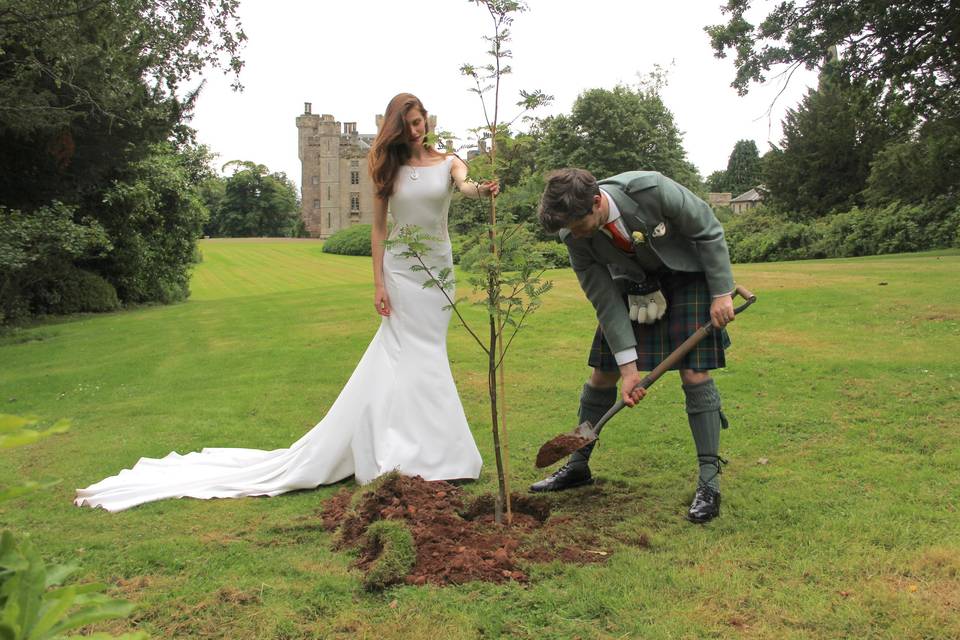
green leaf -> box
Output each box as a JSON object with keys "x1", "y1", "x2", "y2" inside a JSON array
[
  {"x1": 42, "y1": 563, "x2": 79, "y2": 589},
  {"x1": 46, "y1": 601, "x2": 137, "y2": 637},
  {"x1": 28, "y1": 585, "x2": 77, "y2": 639}
]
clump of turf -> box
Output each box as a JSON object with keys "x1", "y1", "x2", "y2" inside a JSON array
[{"x1": 361, "y1": 519, "x2": 416, "y2": 591}]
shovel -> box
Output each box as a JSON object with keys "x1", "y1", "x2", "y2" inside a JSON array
[{"x1": 534, "y1": 284, "x2": 757, "y2": 468}]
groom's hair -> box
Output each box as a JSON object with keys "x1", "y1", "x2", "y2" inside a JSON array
[{"x1": 538, "y1": 168, "x2": 601, "y2": 233}]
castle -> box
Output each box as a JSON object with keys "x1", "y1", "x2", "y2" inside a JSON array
[{"x1": 295, "y1": 102, "x2": 437, "y2": 238}]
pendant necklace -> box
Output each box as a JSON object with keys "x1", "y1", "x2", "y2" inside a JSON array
[{"x1": 409, "y1": 166, "x2": 419, "y2": 181}]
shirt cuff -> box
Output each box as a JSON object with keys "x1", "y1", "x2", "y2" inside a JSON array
[
  {"x1": 614, "y1": 348, "x2": 638, "y2": 366},
  {"x1": 712, "y1": 288, "x2": 735, "y2": 298}
]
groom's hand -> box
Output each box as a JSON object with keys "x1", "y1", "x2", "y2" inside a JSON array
[{"x1": 618, "y1": 361, "x2": 647, "y2": 407}]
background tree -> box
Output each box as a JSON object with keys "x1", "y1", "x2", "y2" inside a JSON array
[
  {"x1": 706, "y1": 0, "x2": 959, "y2": 119},
  {"x1": 536, "y1": 82, "x2": 700, "y2": 187},
  {"x1": 762, "y1": 62, "x2": 911, "y2": 218},
  {"x1": 0, "y1": 0, "x2": 244, "y2": 322},
  {"x1": 724, "y1": 139, "x2": 762, "y2": 195},
  {"x1": 706, "y1": 170, "x2": 730, "y2": 193},
  {"x1": 864, "y1": 117, "x2": 960, "y2": 207},
  {"x1": 214, "y1": 161, "x2": 300, "y2": 237}
]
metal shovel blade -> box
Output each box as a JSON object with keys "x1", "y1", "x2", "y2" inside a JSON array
[{"x1": 534, "y1": 421, "x2": 600, "y2": 469}]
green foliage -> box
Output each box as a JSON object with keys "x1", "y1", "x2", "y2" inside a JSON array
[
  {"x1": 864, "y1": 117, "x2": 960, "y2": 206},
  {"x1": 812, "y1": 199, "x2": 960, "y2": 258},
  {"x1": 706, "y1": 0, "x2": 958, "y2": 119},
  {"x1": 724, "y1": 207, "x2": 825, "y2": 263},
  {"x1": 0, "y1": 204, "x2": 112, "y2": 324},
  {"x1": 724, "y1": 139, "x2": 762, "y2": 196},
  {"x1": 210, "y1": 162, "x2": 300, "y2": 237},
  {"x1": 724, "y1": 200, "x2": 960, "y2": 262},
  {"x1": 51, "y1": 270, "x2": 121, "y2": 315},
  {"x1": 0, "y1": 1, "x2": 244, "y2": 321},
  {"x1": 95, "y1": 144, "x2": 208, "y2": 304},
  {"x1": 322, "y1": 225, "x2": 372, "y2": 257},
  {"x1": 535, "y1": 83, "x2": 700, "y2": 186},
  {"x1": 762, "y1": 67, "x2": 911, "y2": 219},
  {"x1": 705, "y1": 170, "x2": 729, "y2": 193},
  {"x1": 532, "y1": 240, "x2": 569, "y2": 269},
  {"x1": 361, "y1": 520, "x2": 416, "y2": 592}
]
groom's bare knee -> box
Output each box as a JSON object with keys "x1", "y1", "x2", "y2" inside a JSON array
[{"x1": 589, "y1": 368, "x2": 620, "y2": 389}]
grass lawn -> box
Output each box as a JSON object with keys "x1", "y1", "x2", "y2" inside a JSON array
[{"x1": 2, "y1": 239, "x2": 958, "y2": 639}]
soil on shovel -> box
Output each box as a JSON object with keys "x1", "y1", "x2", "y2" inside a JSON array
[
  {"x1": 321, "y1": 473, "x2": 631, "y2": 587},
  {"x1": 535, "y1": 433, "x2": 595, "y2": 468}
]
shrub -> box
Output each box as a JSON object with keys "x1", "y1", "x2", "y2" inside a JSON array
[
  {"x1": 323, "y1": 224, "x2": 372, "y2": 256},
  {"x1": 724, "y1": 199, "x2": 960, "y2": 263},
  {"x1": 95, "y1": 143, "x2": 207, "y2": 305},
  {"x1": 0, "y1": 203, "x2": 111, "y2": 324},
  {"x1": 534, "y1": 241, "x2": 571, "y2": 268},
  {"x1": 55, "y1": 269, "x2": 121, "y2": 314},
  {"x1": 812, "y1": 199, "x2": 960, "y2": 258},
  {"x1": 724, "y1": 207, "x2": 824, "y2": 263}
]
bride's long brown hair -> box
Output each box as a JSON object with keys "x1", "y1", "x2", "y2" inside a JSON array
[{"x1": 368, "y1": 93, "x2": 441, "y2": 199}]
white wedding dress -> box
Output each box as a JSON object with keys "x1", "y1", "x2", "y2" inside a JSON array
[{"x1": 75, "y1": 157, "x2": 482, "y2": 512}]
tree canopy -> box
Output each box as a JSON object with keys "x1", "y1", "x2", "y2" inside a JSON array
[
  {"x1": 0, "y1": 0, "x2": 245, "y2": 322},
  {"x1": 209, "y1": 161, "x2": 300, "y2": 237},
  {"x1": 535, "y1": 84, "x2": 700, "y2": 187},
  {"x1": 763, "y1": 67, "x2": 910, "y2": 218},
  {"x1": 706, "y1": 0, "x2": 959, "y2": 119}
]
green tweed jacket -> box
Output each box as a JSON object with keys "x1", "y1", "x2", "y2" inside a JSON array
[{"x1": 559, "y1": 171, "x2": 735, "y2": 355}]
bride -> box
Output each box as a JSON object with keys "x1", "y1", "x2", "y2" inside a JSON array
[{"x1": 75, "y1": 93, "x2": 498, "y2": 512}]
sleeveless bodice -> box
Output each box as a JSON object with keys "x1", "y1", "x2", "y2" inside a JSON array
[{"x1": 388, "y1": 157, "x2": 453, "y2": 242}]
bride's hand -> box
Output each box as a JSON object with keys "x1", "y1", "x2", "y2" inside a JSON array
[
  {"x1": 374, "y1": 285, "x2": 391, "y2": 316},
  {"x1": 480, "y1": 180, "x2": 500, "y2": 198}
]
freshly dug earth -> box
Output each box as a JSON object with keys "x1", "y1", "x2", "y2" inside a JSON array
[
  {"x1": 322, "y1": 473, "x2": 622, "y2": 586},
  {"x1": 535, "y1": 433, "x2": 595, "y2": 468}
]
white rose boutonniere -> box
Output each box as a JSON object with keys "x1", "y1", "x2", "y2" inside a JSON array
[{"x1": 631, "y1": 230, "x2": 645, "y2": 245}]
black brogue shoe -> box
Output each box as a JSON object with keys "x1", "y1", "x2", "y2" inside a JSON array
[
  {"x1": 686, "y1": 485, "x2": 721, "y2": 523},
  {"x1": 529, "y1": 463, "x2": 594, "y2": 492}
]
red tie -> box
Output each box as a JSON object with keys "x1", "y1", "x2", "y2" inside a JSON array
[{"x1": 603, "y1": 221, "x2": 633, "y2": 252}]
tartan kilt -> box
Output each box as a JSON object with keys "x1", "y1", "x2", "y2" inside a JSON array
[{"x1": 588, "y1": 271, "x2": 731, "y2": 372}]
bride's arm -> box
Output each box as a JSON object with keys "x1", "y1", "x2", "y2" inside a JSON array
[
  {"x1": 450, "y1": 155, "x2": 500, "y2": 199},
  {"x1": 371, "y1": 195, "x2": 391, "y2": 316}
]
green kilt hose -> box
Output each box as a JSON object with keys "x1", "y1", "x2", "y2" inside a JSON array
[{"x1": 588, "y1": 271, "x2": 731, "y2": 372}]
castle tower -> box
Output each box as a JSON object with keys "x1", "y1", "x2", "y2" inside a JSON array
[
  {"x1": 297, "y1": 103, "x2": 438, "y2": 239},
  {"x1": 296, "y1": 103, "x2": 343, "y2": 238}
]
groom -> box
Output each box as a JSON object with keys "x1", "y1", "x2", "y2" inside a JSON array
[{"x1": 531, "y1": 168, "x2": 736, "y2": 523}]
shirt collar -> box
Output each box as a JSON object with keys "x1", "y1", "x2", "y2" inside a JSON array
[{"x1": 600, "y1": 188, "x2": 622, "y2": 225}]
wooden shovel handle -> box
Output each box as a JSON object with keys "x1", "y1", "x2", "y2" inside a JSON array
[
  {"x1": 589, "y1": 285, "x2": 757, "y2": 433},
  {"x1": 637, "y1": 283, "x2": 756, "y2": 391}
]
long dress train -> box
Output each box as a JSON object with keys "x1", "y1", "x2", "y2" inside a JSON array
[{"x1": 75, "y1": 157, "x2": 482, "y2": 512}]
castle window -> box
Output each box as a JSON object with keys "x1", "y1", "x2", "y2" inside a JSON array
[
  {"x1": 327, "y1": 185, "x2": 331, "y2": 200},
  {"x1": 350, "y1": 171, "x2": 359, "y2": 185},
  {"x1": 351, "y1": 160, "x2": 359, "y2": 168},
  {"x1": 313, "y1": 199, "x2": 320, "y2": 209},
  {"x1": 311, "y1": 175, "x2": 319, "y2": 185},
  {"x1": 327, "y1": 212, "x2": 331, "y2": 228},
  {"x1": 350, "y1": 193, "x2": 360, "y2": 213}
]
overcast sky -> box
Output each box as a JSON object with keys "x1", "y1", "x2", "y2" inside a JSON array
[{"x1": 189, "y1": 0, "x2": 818, "y2": 189}]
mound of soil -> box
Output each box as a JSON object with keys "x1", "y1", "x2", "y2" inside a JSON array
[{"x1": 321, "y1": 474, "x2": 615, "y2": 586}]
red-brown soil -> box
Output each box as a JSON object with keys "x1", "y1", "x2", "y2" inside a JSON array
[
  {"x1": 321, "y1": 473, "x2": 644, "y2": 587},
  {"x1": 535, "y1": 433, "x2": 595, "y2": 468}
]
